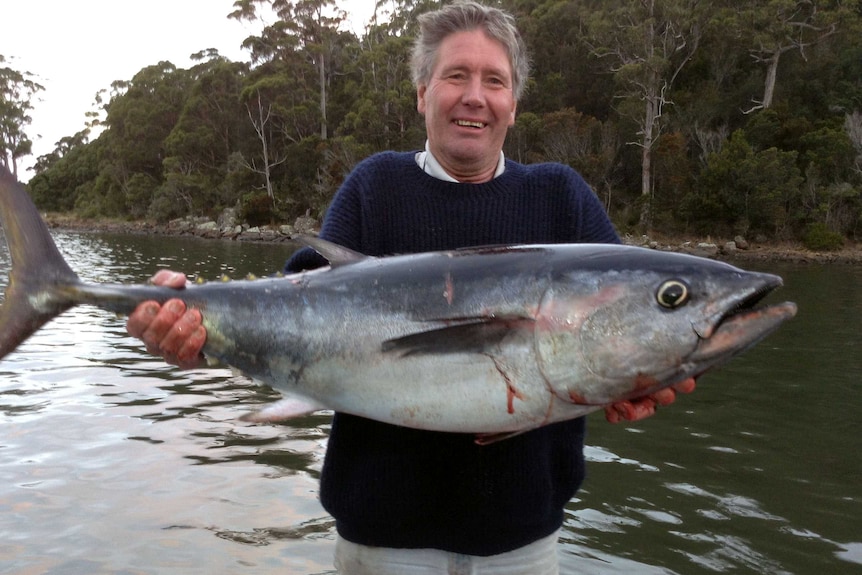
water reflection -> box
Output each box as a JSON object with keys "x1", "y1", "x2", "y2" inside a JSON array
[
  {"x1": 0, "y1": 231, "x2": 859, "y2": 574},
  {"x1": 565, "y1": 257, "x2": 862, "y2": 574},
  {"x1": 0, "y1": 232, "x2": 334, "y2": 574}
]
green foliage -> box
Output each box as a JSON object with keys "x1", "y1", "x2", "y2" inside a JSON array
[
  {"x1": 5, "y1": 1, "x2": 862, "y2": 245},
  {"x1": 806, "y1": 182, "x2": 862, "y2": 238},
  {"x1": 240, "y1": 191, "x2": 277, "y2": 227},
  {"x1": 0, "y1": 55, "x2": 44, "y2": 177},
  {"x1": 651, "y1": 132, "x2": 695, "y2": 232},
  {"x1": 799, "y1": 124, "x2": 856, "y2": 183},
  {"x1": 684, "y1": 130, "x2": 803, "y2": 238},
  {"x1": 74, "y1": 171, "x2": 125, "y2": 219},
  {"x1": 28, "y1": 135, "x2": 105, "y2": 212},
  {"x1": 802, "y1": 222, "x2": 845, "y2": 251},
  {"x1": 504, "y1": 111, "x2": 543, "y2": 164}
]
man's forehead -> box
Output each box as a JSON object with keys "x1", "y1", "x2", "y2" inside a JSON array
[{"x1": 433, "y1": 33, "x2": 513, "y2": 77}]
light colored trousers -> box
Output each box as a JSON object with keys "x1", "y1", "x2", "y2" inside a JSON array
[{"x1": 334, "y1": 530, "x2": 560, "y2": 575}]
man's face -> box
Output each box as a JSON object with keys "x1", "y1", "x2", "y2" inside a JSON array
[{"x1": 417, "y1": 29, "x2": 517, "y2": 183}]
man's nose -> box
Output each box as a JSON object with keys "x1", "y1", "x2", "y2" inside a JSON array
[{"x1": 461, "y1": 77, "x2": 486, "y2": 107}]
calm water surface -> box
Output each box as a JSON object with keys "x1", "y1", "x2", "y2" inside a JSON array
[{"x1": 0, "y1": 232, "x2": 859, "y2": 575}]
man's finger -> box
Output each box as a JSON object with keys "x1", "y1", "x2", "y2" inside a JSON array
[
  {"x1": 158, "y1": 308, "x2": 202, "y2": 357},
  {"x1": 140, "y1": 299, "x2": 187, "y2": 349},
  {"x1": 673, "y1": 378, "x2": 696, "y2": 394},
  {"x1": 151, "y1": 270, "x2": 188, "y2": 289},
  {"x1": 126, "y1": 301, "x2": 160, "y2": 338},
  {"x1": 651, "y1": 387, "x2": 677, "y2": 406}
]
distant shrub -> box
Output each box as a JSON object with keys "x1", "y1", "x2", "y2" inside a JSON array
[
  {"x1": 240, "y1": 191, "x2": 276, "y2": 227},
  {"x1": 802, "y1": 223, "x2": 844, "y2": 251}
]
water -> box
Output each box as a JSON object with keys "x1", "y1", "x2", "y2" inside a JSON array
[{"x1": 0, "y1": 232, "x2": 859, "y2": 575}]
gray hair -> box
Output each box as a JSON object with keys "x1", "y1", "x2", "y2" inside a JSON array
[{"x1": 410, "y1": 1, "x2": 530, "y2": 101}]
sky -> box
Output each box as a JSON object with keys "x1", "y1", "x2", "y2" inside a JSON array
[{"x1": 1, "y1": 0, "x2": 376, "y2": 180}]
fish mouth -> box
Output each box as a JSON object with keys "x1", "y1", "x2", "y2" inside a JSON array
[
  {"x1": 692, "y1": 275, "x2": 786, "y2": 339},
  {"x1": 688, "y1": 275, "x2": 797, "y2": 366}
]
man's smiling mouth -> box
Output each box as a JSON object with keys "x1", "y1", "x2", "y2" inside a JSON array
[{"x1": 455, "y1": 120, "x2": 485, "y2": 129}]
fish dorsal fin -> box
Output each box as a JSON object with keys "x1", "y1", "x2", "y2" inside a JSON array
[{"x1": 294, "y1": 235, "x2": 367, "y2": 267}]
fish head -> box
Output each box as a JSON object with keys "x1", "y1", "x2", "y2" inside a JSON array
[{"x1": 534, "y1": 249, "x2": 797, "y2": 406}]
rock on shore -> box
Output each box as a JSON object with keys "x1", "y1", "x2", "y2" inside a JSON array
[
  {"x1": 44, "y1": 211, "x2": 318, "y2": 244},
  {"x1": 41, "y1": 213, "x2": 862, "y2": 264}
]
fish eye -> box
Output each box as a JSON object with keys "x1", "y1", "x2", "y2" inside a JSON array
[{"x1": 656, "y1": 280, "x2": 690, "y2": 309}]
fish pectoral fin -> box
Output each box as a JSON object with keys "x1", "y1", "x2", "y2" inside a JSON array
[
  {"x1": 381, "y1": 317, "x2": 535, "y2": 357},
  {"x1": 240, "y1": 397, "x2": 328, "y2": 423}
]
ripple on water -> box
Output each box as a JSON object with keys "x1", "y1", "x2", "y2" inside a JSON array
[{"x1": 1, "y1": 232, "x2": 861, "y2": 574}]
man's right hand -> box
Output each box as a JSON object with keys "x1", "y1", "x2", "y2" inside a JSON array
[{"x1": 126, "y1": 269, "x2": 207, "y2": 369}]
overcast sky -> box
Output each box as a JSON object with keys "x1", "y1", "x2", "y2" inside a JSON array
[{"x1": 1, "y1": 1, "x2": 375, "y2": 180}]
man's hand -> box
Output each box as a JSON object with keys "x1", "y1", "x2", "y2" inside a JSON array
[
  {"x1": 604, "y1": 378, "x2": 697, "y2": 423},
  {"x1": 126, "y1": 270, "x2": 207, "y2": 369}
]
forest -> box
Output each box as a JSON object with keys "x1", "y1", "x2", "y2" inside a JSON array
[{"x1": 2, "y1": 0, "x2": 862, "y2": 249}]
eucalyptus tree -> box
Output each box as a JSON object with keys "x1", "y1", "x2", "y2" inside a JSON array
[
  {"x1": 97, "y1": 61, "x2": 194, "y2": 217},
  {"x1": 229, "y1": 0, "x2": 349, "y2": 141},
  {"x1": 0, "y1": 55, "x2": 43, "y2": 178},
  {"x1": 157, "y1": 53, "x2": 251, "y2": 220},
  {"x1": 27, "y1": 132, "x2": 104, "y2": 213},
  {"x1": 848, "y1": 111, "x2": 862, "y2": 177},
  {"x1": 339, "y1": 20, "x2": 423, "y2": 150},
  {"x1": 509, "y1": 0, "x2": 612, "y2": 116},
  {"x1": 739, "y1": 0, "x2": 858, "y2": 113},
  {"x1": 582, "y1": 0, "x2": 707, "y2": 230},
  {"x1": 377, "y1": 0, "x2": 446, "y2": 36},
  {"x1": 227, "y1": 0, "x2": 354, "y2": 214},
  {"x1": 686, "y1": 129, "x2": 803, "y2": 238}
]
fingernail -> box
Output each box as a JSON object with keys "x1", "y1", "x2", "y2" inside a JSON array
[
  {"x1": 192, "y1": 326, "x2": 207, "y2": 342},
  {"x1": 166, "y1": 300, "x2": 184, "y2": 314}
]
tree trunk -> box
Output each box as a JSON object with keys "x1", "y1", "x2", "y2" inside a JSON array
[
  {"x1": 319, "y1": 54, "x2": 327, "y2": 140},
  {"x1": 762, "y1": 51, "x2": 780, "y2": 110},
  {"x1": 639, "y1": 77, "x2": 660, "y2": 231}
]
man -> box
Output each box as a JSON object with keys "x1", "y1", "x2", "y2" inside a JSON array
[{"x1": 128, "y1": 3, "x2": 694, "y2": 573}]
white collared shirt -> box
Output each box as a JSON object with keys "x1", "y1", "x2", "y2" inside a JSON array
[{"x1": 415, "y1": 140, "x2": 506, "y2": 182}]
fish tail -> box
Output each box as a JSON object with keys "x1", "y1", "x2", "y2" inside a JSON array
[{"x1": 0, "y1": 167, "x2": 80, "y2": 359}]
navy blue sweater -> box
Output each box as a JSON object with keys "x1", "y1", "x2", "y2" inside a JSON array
[{"x1": 285, "y1": 151, "x2": 620, "y2": 556}]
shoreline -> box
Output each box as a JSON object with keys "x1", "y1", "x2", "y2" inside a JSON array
[{"x1": 42, "y1": 213, "x2": 862, "y2": 265}]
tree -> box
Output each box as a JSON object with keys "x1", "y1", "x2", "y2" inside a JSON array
[
  {"x1": 28, "y1": 133, "x2": 104, "y2": 213},
  {"x1": 512, "y1": 0, "x2": 613, "y2": 117},
  {"x1": 338, "y1": 23, "x2": 423, "y2": 150},
  {"x1": 0, "y1": 55, "x2": 44, "y2": 178},
  {"x1": 847, "y1": 110, "x2": 862, "y2": 177},
  {"x1": 688, "y1": 129, "x2": 803, "y2": 237},
  {"x1": 242, "y1": 86, "x2": 289, "y2": 205},
  {"x1": 98, "y1": 61, "x2": 193, "y2": 216},
  {"x1": 157, "y1": 55, "x2": 251, "y2": 219},
  {"x1": 230, "y1": 0, "x2": 349, "y2": 141},
  {"x1": 740, "y1": 0, "x2": 855, "y2": 113},
  {"x1": 584, "y1": 0, "x2": 705, "y2": 230},
  {"x1": 17, "y1": 0, "x2": 862, "y2": 244}
]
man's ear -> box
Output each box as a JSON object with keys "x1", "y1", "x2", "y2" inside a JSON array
[{"x1": 417, "y1": 84, "x2": 427, "y2": 114}]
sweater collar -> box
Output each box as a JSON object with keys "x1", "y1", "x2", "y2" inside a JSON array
[{"x1": 415, "y1": 140, "x2": 506, "y2": 183}]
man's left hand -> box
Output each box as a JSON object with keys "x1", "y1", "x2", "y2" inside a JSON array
[{"x1": 604, "y1": 378, "x2": 697, "y2": 423}]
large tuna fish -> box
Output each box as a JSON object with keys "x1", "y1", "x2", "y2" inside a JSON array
[{"x1": 0, "y1": 167, "x2": 796, "y2": 440}]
